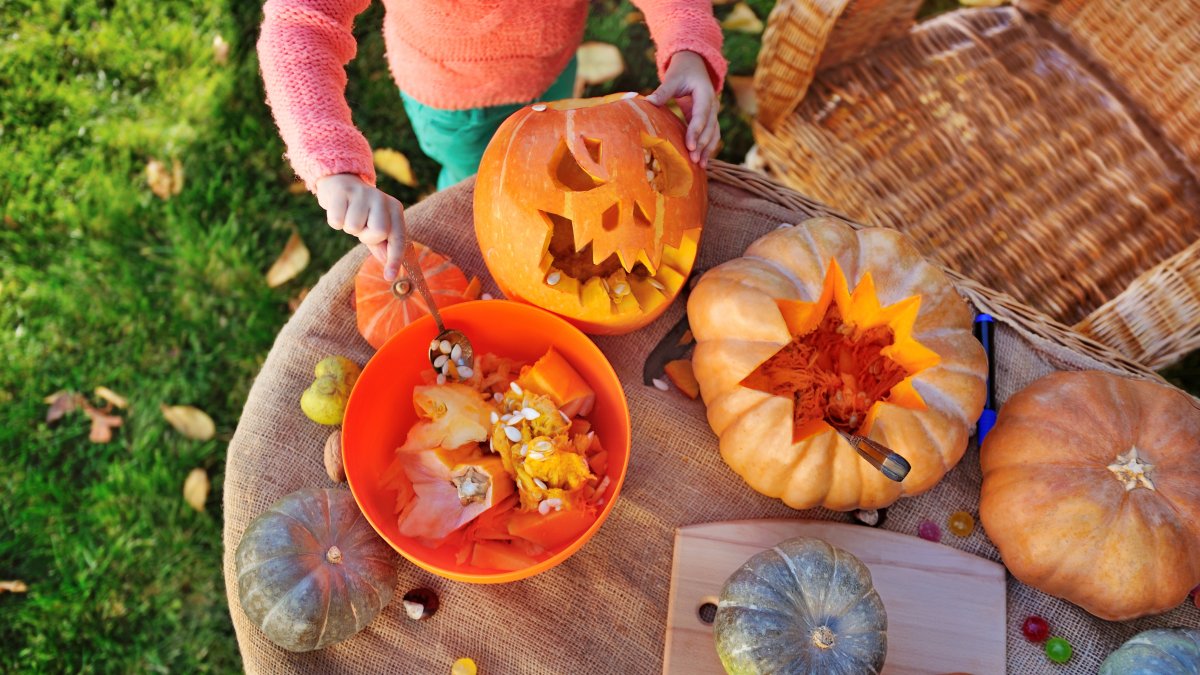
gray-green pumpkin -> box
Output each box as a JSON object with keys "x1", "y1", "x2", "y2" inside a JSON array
[
  {"x1": 236, "y1": 487, "x2": 399, "y2": 651},
  {"x1": 1100, "y1": 628, "x2": 1200, "y2": 675},
  {"x1": 714, "y1": 537, "x2": 887, "y2": 675}
]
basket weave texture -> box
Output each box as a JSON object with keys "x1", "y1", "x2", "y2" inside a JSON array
[
  {"x1": 223, "y1": 164, "x2": 1198, "y2": 674},
  {"x1": 752, "y1": 0, "x2": 1200, "y2": 369}
]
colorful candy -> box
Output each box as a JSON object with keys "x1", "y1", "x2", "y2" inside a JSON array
[
  {"x1": 1045, "y1": 637, "x2": 1072, "y2": 664},
  {"x1": 947, "y1": 510, "x2": 975, "y2": 537},
  {"x1": 1021, "y1": 615, "x2": 1050, "y2": 642},
  {"x1": 917, "y1": 519, "x2": 941, "y2": 542}
]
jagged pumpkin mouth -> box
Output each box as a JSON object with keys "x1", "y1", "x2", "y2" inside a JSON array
[
  {"x1": 741, "y1": 259, "x2": 940, "y2": 441},
  {"x1": 535, "y1": 211, "x2": 698, "y2": 316}
]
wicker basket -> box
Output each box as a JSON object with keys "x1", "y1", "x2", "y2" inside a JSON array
[{"x1": 751, "y1": 0, "x2": 1200, "y2": 370}]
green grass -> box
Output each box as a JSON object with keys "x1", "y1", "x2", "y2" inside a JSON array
[{"x1": 2, "y1": 0, "x2": 1194, "y2": 672}]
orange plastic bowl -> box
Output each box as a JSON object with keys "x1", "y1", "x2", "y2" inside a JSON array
[{"x1": 342, "y1": 300, "x2": 631, "y2": 583}]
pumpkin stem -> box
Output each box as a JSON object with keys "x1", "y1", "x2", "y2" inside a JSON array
[
  {"x1": 452, "y1": 466, "x2": 491, "y2": 506},
  {"x1": 326, "y1": 545, "x2": 343, "y2": 564},
  {"x1": 811, "y1": 626, "x2": 837, "y2": 650},
  {"x1": 391, "y1": 278, "x2": 413, "y2": 300},
  {"x1": 1107, "y1": 447, "x2": 1156, "y2": 491}
]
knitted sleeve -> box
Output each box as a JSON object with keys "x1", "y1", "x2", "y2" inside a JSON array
[
  {"x1": 632, "y1": 0, "x2": 728, "y2": 93},
  {"x1": 257, "y1": 0, "x2": 375, "y2": 191}
]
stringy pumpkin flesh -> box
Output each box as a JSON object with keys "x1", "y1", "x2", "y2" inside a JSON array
[{"x1": 740, "y1": 259, "x2": 940, "y2": 441}]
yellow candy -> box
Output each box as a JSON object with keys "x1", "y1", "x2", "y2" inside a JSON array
[
  {"x1": 451, "y1": 657, "x2": 478, "y2": 675},
  {"x1": 947, "y1": 510, "x2": 975, "y2": 537}
]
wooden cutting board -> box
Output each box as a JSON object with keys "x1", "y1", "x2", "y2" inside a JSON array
[{"x1": 664, "y1": 519, "x2": 1006, "y2": 674}]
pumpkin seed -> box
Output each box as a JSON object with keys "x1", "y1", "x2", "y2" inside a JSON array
[
  {"x1": 450, "y1": 344, "x2": 462, "y2": 362},
  {"x1": 652, "y1": 377, "x2": 670, "y2": 391},
  {"x1": 538, "y1": 500, "x2": 552, "y2": 515},
  {"x1": 439, "y1": 340, "x2": 452, "y2": 354},
  {"x1": 481, "y1": 292, "x2": 494, "y2": 300},
  {"x1": 436, "y1": 373, "x2": 447, "y2": 385},
  {"x1": 522, "y1": 407, "x2": 540, "y2": 420},
  {"x1": 434, "y1": 354, "x2": 449, "y2": 368},
  {"x1": 459, "y1": 366, "x2": 474, "y2": 379},
  {"x1": 532, "y1": 103, "x2": 547, "y2": 112},
  {"x1": 534, "y1": 440, "x2": 553, "y2": 452},
  {"x1": 493, "y1": 392, "x2": 504, "y2": 402},
  {"x1": 510, "y1": 382, "x2": 523, "y2": 395},
  {"x1": 546, "y1": 271, "x2": 562, "y2": 286},
  {"x1": 648, "y1": 278, "x2": 666, "y2": 292},
  {"x1": 545, "y1": 497, "x2": 563, "y2": 511},
  {"x1": 613, "y1": 282, "x2": 629, "y2": 296},
  {"x1": 504, "y1": 426, "x2": 522, "y2": 442},
  {"x1": 528, "y1": 451, "x2": 545, "y2": 461},
  {"x1": 596, "y1": 476, "x2": 611, "y2": 494},
  {"x1": 490, "y1": 411, "x2": 499, "y2": 425},
  {"x1": 533, "y1": 478, "x2": 548, "y2": 490}
]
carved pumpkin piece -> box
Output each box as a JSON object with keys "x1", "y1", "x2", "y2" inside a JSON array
[
  {"x1": 475, "y1": 92, "x2": 707, "y2": 334},
  {"x1": 741, "y1": 259, "x2": 939, "y2": 441}
]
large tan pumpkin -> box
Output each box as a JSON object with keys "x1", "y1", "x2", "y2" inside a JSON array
[
  {"x1": 980, "y1": 371, "x2": 1200, "y2": 621},
  {"x1": 474, "y1": 92, "x2": 706, "y2": 335},
  {"x1": 688, "y1": 218, "x2": 986, "y2": 511}
]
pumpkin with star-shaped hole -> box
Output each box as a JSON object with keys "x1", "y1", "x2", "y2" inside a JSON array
[
  {"x1": 980, "y1": 370, "x2": 1200, "y2": 621},
  {"x1": 474, "y1": 92, "x2": 706, "y2": 335},
  {"x1": 687, "y1": 218, "x2": 986, "y2": 511}
]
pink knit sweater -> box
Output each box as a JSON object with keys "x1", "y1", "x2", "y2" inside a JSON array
[{"x1": 258, "y1": 0, "x2": 728, "y2": 190}]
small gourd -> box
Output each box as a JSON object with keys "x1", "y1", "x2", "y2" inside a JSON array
[
  {"x1": 714, "y1": 537, "x2": 887, "y2": 674},
  {"x1": 236, "y1": 488, "x2": 399, "y2": 651},
  {"x1": 1100, "y1": 628, "x2": 1200, "y2": 675}
]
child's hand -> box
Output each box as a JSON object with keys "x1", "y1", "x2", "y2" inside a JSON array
[
  {"x1": 315, "y1": 173, "x2": 406, "y2": 281},
  {"x1": 645, "y1": 51, "x2": 720, "y2": 168}
]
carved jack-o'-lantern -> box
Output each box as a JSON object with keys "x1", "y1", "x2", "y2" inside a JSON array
[{"x1": 474, "y1": 92, "x2": 707, "y2": 334}]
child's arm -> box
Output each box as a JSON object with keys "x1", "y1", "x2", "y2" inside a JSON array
[
  {"x1": 633, "y1": 0, "x2": 729, "y2": 167},
  {"x1": 258, "y1": 0, "x2": 406, "y2": 280}
]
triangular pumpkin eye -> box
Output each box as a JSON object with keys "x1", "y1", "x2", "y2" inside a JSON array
[{"x1": 551, "y1": 138, "x2": 605, "y2": 192}]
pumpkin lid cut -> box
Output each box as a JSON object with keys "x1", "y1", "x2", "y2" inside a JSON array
[{"x1": 741, "y1": 258, "x2": 939, "y2": 442}]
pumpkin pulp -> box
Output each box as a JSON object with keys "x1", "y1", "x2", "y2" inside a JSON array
[{"x1": 741, "y1": 259, "x2": 940, "y2": 441}]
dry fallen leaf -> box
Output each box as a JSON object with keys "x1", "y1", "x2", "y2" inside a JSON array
[
  {"x1": 728, "y1": 75, "x2": 758, "y2": 117},
  {"x1": 94, "y1": 386, "x2": 128, "y2": 409},
  {"x1": 45, "y1": 391, "x2": 81, "y2": 423},
  {"x1": 722, "y1": 2, "x2": 764, "y2": 33},
  {"x1": 576, "y1": 42, "x2": 625, "y2": 88},
  {"x1": 287, "y1": 180, "x2": 308, "y2": 195},
  {"x1": 373, "y1": 148, "x2": 418, "y2": 187},
  {"x1": 624, "y1": 10, "x2": 644, "y2": 24},
  {"x1": 146, "y1": 158, "x2": 184, "y2": 199},
  {"x1": 265, "y1": 231, "x2": 310, "y2": 288},
  {"x1": 0, "y1": 580, "x2": 28, "y2": 594},
  {"x1": 83, "y1": 404, "x2": 123, "y2": 443},
  {"x1": 212, "y1": 35, "x2": 229, "y2": 65},
  {"x1": 183, "y1": 468, "x2": 209, "y2": 512},
  {"x1": 287, "y1": 287, "x2": 310, "y2": 313},
  {"x1": 161, "y1": 404, "x2": 216, "y2": 441}
]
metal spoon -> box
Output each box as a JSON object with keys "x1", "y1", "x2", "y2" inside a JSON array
[
  {"x1": 838, "y1": 431, "x2": 911, "y2": 482},
  {"x1": 394, "y1": 244, "x2": 474, "y2": 380}
]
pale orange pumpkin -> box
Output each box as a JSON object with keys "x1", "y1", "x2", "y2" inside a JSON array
[
  {"x1": 474, "y1": 92, "x2": 707, "y2": 335},
  {"x1": 688, "y1": 218, "x2": 986, "y2": 511},
  {"x1": 980, "y1": 371, "x2": 1200, "y2": 621}
]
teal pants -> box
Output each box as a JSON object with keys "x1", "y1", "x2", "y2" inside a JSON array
[{"x1": 401, "y1": 57, "x2": 578, "y2": 190}]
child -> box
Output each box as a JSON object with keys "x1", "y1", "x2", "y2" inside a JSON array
[{"x1": 259, "y1": 1, "x2": 728, "y2": 282}]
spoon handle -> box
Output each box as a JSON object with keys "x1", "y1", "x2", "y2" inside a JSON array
[
  {"x1": 401, "y1": 244, "x2": 447, "y2": 335},
  {"x1": 840, "y1": 431, "x2": 911, "y2": 482}
]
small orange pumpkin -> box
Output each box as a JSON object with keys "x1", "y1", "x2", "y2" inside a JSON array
[
  {"x1": 474, "y1": 92, "x2": 707, "y2": 335},
  {"x1": 354, "y1": 243, "x2": 475, "y2": 349},
  {"x1": 688, "y1": 218, "x2": 986, "y2": 511},
  {"x1": 980, "y1": 371, "x2": 1200, "y2": 621}
]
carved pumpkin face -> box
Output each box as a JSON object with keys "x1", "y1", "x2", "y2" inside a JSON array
[{"x1": 474, "y1": 92, "x2": 707, "y2": 334}]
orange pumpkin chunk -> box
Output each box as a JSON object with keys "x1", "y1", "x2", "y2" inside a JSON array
[{"x1": 664, "y1": 359, "x2": 700, "y2": 399}]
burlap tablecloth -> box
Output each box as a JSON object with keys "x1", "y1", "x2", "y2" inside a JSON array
[{"x1": 222, "y1": 168, "x2": 1200, "y2": 674}]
